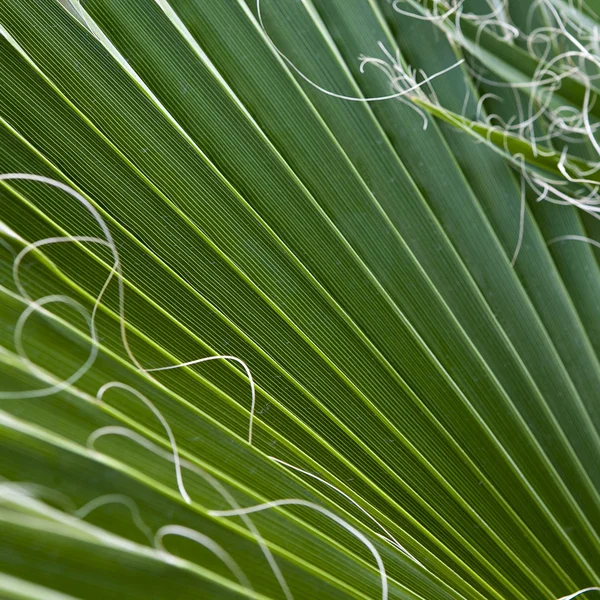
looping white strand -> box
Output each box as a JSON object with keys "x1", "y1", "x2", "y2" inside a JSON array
[
  {"x1": 256, "y1": 0, "x2": 464, "y2": 103},
  {"x1": 392, "y1": 0, "x2": 464, "y2": 23},
  {"x1": 0, "y1": 293, "x2": 98, "y2": 400},
  {"x1": 76, "y1": 494, "x2": 154, "y2": 544},
  {"x1": 209, "y1": 498, "x2": 388, "y2": 600},
  {"x1": 87, "y1": 425, "x2": 292, "y2": 600},
  {"x1": 268, "y1": 456, "x2": 422, "y2": 567},
  {"x1": 0, "y1": 174, "x2": 118, "y2": 399},
  {"x1": 0, "y1": 481, "x2": 76, "y2": 513},
  {"x1": 548, "y1": 235, "x2": 600, "y2": 250},
  {"x1": 556, "y1": 588, "x2": 600, "y2": 600},
  {"x1": 0, "y1": 174, "x2": 257, "y2": 443},
  {"x1": 96, "y1": 382, "x2": 192, "y2": 505},
  {"x1": 145, "y1": 356, "x2": 256, "y2": 445},
  {"x1": 155, "y1": 525, "x2": 253, "y2": 589}
]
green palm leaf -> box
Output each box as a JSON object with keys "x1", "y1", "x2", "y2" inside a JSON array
[{"x1": 0, "y1": 0, "x2": 599, "y2": 598}]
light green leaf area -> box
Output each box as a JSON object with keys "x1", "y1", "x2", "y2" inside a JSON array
[{"x1": 0, "y1": 0, "x2": 599, "y2": 599}]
